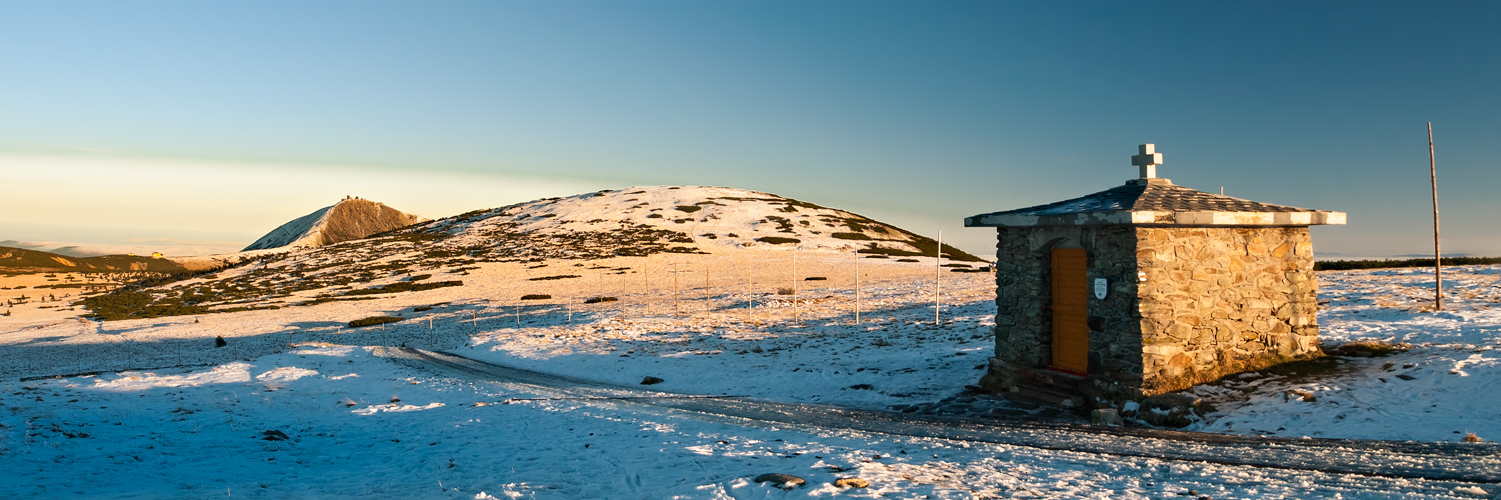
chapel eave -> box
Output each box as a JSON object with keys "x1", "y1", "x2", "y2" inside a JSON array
[
  {"x1": 964, "y1": 209, "x2": 1347, "y2": 228},
  {"x1": 965, "y1": 144, "x2": 1346, "y2": 228}
]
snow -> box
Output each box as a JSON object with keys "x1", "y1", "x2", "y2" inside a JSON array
[
  {"x1": 2, "y1": 191, "x2": 1500, "y2": 497},
  {"x1": 2, "y1": 264, "x2": 1498, "y2": 497},
  {"x1": 241, "y1": 203, "x2": 334, "y2": 251},
  {"x1": 460, "y1": 277, "x2": 995, "y2": 409},
  {"x1": 1, "y1": 345, "x2": 1475, "y2": 499},
  {"x1": 1186, "y1": 265, "x2": 1501, "y2": 442}
]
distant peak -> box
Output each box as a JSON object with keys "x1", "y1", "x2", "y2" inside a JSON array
[{"x1": 242, "y1": 198, "x2": 422, "y2": 252}]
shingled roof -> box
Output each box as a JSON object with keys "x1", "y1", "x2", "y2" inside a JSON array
[{"x1": 965, "y1": 178, "x2": 1346, "y2": 228}]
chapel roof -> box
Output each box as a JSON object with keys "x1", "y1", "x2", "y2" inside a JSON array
[{"x1": 964, "y1": 145, "x2": 1345, "y2": 228}]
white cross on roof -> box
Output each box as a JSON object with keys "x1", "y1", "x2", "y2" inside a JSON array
[{"x1": 1131, "y1": 144, "x2": 1162, "y2": 179}]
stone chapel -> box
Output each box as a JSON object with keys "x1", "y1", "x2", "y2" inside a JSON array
[{"x1": 965, "y1": 144, "x2": 1345, "y2": 402}]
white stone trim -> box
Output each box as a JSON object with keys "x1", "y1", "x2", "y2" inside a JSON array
[{"x1": 965, "y1": 210, "x2": 1347, "y2": 228}]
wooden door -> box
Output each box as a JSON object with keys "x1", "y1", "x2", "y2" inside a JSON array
[{"x1": 1050, "y1": 248, "x2": 1089, "y2": 373}]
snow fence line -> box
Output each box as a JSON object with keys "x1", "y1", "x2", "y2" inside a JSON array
[{"x1": 374, "y1": 347, "x2": 1501, "y2": 485}]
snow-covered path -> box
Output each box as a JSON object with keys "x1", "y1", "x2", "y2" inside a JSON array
[{"x1": 388, "y1": 347, "x2": 1501, "y2": 485}]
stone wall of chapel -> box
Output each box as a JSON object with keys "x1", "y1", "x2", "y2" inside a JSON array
[
  {"x1": 1134, "y1": 226, "x2": 1321, "y2": 395},
  {"x1": 989, "y1": 225, "x2": 1144, "y2": 389}
]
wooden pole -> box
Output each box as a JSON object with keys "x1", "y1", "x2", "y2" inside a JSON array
[
  {"x1": 792, "y1": 247, "x2": 798, "y2": 326},
  {"x1": 854, "y1": 248, "x2": 860, "y2": 326},
  {"x1": 1430, "y1": 122, "x2": 1442, "y2": 311},
  {"x1": 935, "y1": 231, "x2": 942, "y2": 325}
]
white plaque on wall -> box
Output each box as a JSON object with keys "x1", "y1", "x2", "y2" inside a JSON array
[{"x1": 1093, "y1": 278, "x2": 1107, "y2": 300}]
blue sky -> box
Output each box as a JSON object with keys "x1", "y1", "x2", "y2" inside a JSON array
[{"x1": 2, "y1": 1, "x2": 1498, "y2": 257}]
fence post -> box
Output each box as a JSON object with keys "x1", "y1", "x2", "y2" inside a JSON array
[
  {"x1": 935, "y1": 231, "x2": 942, "y2": 325},
  {"x1": 855, "y1": 249, "x2": 860, "y2": 326}
]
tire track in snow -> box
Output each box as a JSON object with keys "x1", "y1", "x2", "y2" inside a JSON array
[{"x1": 381, "y1": 347, "x2": 1501, "y2": 488}]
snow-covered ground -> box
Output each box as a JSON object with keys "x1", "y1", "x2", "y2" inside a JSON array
[
  {"x1": 1187, "y1": 265, "x2": 1501, "y2": 442},
  {"x1": 1, "y1": 264, "x2": 1499, "y2": 498}
]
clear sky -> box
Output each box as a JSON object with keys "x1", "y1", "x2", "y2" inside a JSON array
[{"x1": 2, "y1": 1, "x2": 1498, "y2": 258}]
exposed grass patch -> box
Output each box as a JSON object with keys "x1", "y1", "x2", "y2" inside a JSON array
[
  {"x1": 584, "y1": 296, "x2": 619, "y2": 304},
  {"x1": 345, "y1": 280, "x2": 463, "y2": 296},
  {"x1": 804, "y1": 276, "x2": 827, "y2": 281},
  {"x1": 674, "y1": 205, "x2": 702, "y2": 213},
  {"x1": 529, "y1": 275, "x2": 581, "y2": 281},
  {"x1": 297, "y1": 296, "x2": 379, "y2": 307},
  {"x1": 81, "y1": 291, "x2": 207, "y2": 321},
  {"x1": 755, "y1": 237, "x2": 801, "y2": 245},
  {"x1": 762, "y1": 216, "x2": 795, "y2": 233},
  {"x1": 520, "y1": 294, "x2": 552, "y2": 300},
  {"x1": 1261, "y1": 356, "x2": 1347, "y2": 378},
  {"x1": 348, "y1": 316, "x2": 402, "y2": 328},
  {"x1": 857, "y1": 240, "x2": 984, "y2": 262},
  {"x1": 1315, "y1": 256, "x2": 1501, "y2": 271},
  {"x1": 384, "y1": 232, "x2": 447, "y2": 243},
  {"x1": 776, "y1": 288, "x2": 795, "y2": 295},
  {"x1": 831, "y1": 232, "x2": 871, "y2": 240},
  {"x1": 1322, "y1": 341, "x2": 1410, "y2": 358}
]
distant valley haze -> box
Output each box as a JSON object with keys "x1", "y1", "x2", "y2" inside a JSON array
[{"x1": 3, "y1": 2, "x2": 1499, "y2": 259}]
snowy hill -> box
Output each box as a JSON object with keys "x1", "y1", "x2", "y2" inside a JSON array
[
  {"x1": 76, "y1": 186, "x2": 984, "y2": 321},
  {"x1": 242, "y1": 197, "x2": 425, "y2": 251},
  {"x1": 398, "y1": 185, "x2": 981, "y2": 261}
]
